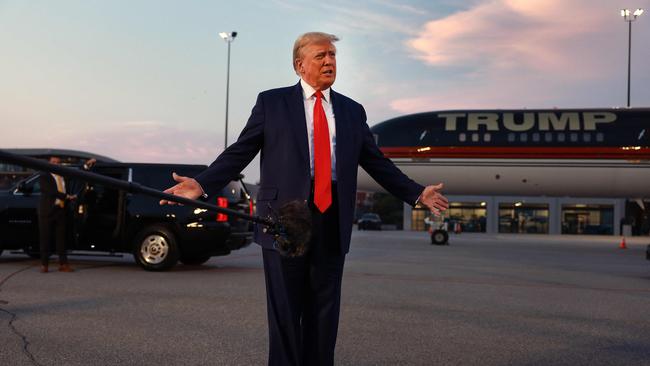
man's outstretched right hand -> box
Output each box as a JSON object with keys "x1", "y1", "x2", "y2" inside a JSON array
[{"x1": 159, "y1": 172, "x2": 204, "y2": 205}]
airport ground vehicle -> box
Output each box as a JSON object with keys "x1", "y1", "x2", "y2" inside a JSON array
[
  {"x1": 358, "y1": 213, "x2": 382, "y2": 230},
  {"x1": 0, "y1": 163, "x2": 253, "y2": 271},
  {"x1": 430, "y1": 228, "x2": 449, "y2": 245},
  {"x1": 425, "y1": 216, "x2": 449, "y2": 245}
]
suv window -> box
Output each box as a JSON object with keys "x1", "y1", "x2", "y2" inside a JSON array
[
  {"x1": 131, "y1": 165, "x2": 247, "y2": 202},
  {"x1": 223, "y1": 181, "x2": 247, "y2": 201},
  {"x1": 133, "y1": 166, "x2": 204, "y2": 191},
  {"x1": 15, "y1": 174, "x2": 41, "y2": 194}
]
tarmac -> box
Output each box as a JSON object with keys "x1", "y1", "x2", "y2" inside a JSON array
[{"x1": 1, "y1": 231, "x2": 649, "y2": 365}]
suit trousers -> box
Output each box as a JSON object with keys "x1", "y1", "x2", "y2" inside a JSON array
[
  {"x1": 39, "y1": 207, "x2": 68, "y2": 266},
  {"x1": 262, "y1": 185, "x2": 345, "y2": 366}
]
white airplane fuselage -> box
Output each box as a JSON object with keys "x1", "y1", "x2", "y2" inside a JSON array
[
  {"x1": 358, "y1": 108, "x2": 650, "y2": 199},
  {"x1": 357, "y1": 158, "x2": 650, "y2": 198}
]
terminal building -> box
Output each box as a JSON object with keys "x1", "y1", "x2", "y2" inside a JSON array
[{"x1": 357, "y1": 108, "x2": 650, "y2": 236}]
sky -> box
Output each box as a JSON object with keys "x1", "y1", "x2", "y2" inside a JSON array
[{"x1": 1, "y1": 0, "x2": 649, "y2": 183}]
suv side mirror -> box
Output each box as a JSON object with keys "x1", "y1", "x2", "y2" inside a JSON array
[{"x1": 15, "y1": 182, "x2": 33, "y2": 196}]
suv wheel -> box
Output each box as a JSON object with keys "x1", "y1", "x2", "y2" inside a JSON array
[
  {"x1": 180, "y1": 252, "x2": 212, "y2": 266},
  {"x1": 133, "y1": 225, "x2": 179, "y2": 271}
]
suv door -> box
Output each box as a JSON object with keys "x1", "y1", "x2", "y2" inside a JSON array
[
  {"x1": 4, "y1": 175, "x2": 41, "y2": 250},
  {"x1": 74, "y1": 166, "x2": 128, "y2": 251}
]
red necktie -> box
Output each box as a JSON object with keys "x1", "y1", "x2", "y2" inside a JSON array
[{"x1": 313, "y1": 90, "x2": 332, "y2": 213}]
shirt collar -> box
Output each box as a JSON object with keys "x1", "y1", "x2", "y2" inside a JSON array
[{"x1": 300, "y1": 78, "x2": 330, "y2": 104}]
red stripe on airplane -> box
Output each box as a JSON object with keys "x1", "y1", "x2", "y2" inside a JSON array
[{"x1": 380, "y1": 147, "x2": 650, "y2": 160}]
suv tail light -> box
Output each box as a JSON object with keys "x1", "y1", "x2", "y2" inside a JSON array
[
  {"x1": 249, "y1": 200, "x2": 254, "y2": 216},
  {"x1": 216, "y1": 197, "x2": 228, "y2": 222}
]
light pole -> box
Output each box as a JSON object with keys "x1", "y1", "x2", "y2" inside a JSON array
[
  {"x1": 219, "y1": 31, "x2": 237, "y2": 148},
  {"x1": 621, "y1": 9, "x2": 644, "y2": 107}
]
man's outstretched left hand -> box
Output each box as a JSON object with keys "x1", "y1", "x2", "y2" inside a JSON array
[{"x1": 419, "y1": 183, "x2": 448, "y2": 216}]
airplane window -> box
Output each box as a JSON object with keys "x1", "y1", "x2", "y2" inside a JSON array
[
  {"x1": 520, "y1": 133, "x2": 528, "y2": 142},
  {"x1": 459, "y1": 133, "x2": 466, "y2": 142},
  {"x1": 471, "y1": 133, "x2": 479, "y2": 142},
  {"x1": 570, "y1": 133, "x2": 578, "y2": 142},
  {"x1": 532, "y1": 133, "x2": 540, "y2": 142},
  {"x1": 583, "y1": 133, "x2": 591, "y2": 142},
  {"x1": 558, "y1": 133, "x2": 565, "y2": 142},
  {"x1": 507, "y1": 133, "x2": 515, "y2": 142},
  {"x1": 638, "y1": 129, "x2": 649, "y2": 146},
  {"x1": 419, "y1": 130, "x2": 428, "y2": 141},
  {"x1": 484, "y1": 133, "x2": 491, "y2": 142},
  {"x1": 596, "y1": 133, "x2": 604, "y2": 142},
  {"x1": 545, "y1": 133, "x2": 552, "y2": 142}
]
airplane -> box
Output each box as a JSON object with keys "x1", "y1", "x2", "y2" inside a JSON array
[{"x1": 357, "y1": 108, "x2": 650, "y2": 199}]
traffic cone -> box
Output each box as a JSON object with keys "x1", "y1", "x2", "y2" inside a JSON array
[{"x1": 619, "y1": 236, "x2": 627, "y2": 249}]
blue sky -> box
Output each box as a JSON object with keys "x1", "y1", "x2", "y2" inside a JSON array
[{"x1": 1, "y1": 0, "x2": 649, "y2": 183}]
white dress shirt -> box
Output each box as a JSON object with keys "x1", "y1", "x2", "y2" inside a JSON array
[
  {"x1": 300, "y1": 78, "x2": 337, "y2": 181},
  {"x1": 51, "y1": 173, "x2": 66, "y2": 207}
]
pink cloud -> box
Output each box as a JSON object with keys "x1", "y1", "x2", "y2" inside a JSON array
[
  {"x1": 60, "y1": 120, "x2": 224, "y2": 165},
  {"x1": 407, "y1": 0, "x2": 614, "y2": 74},
  {"x1": 392, "y1": 0, "x2": 645, "y2": 114}
]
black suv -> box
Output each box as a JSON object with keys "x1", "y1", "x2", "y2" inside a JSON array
[
  {"x1": 357, "y1": 213, "x2": 382, "y2": 230},
  {"x1": 0, "y1": 163, "x2": 253, "y2": 271}
]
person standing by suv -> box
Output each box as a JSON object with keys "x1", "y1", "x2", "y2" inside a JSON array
[{"x1": 38, "y1": 156, "x2": 76, "y2": 273}]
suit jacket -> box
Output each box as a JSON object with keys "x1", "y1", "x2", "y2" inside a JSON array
[
  {"x1": 39, "y1": 172, "x2": 67, "y2": 219},
  {"x1": 195, "y1": 82, "x2": 424, "y2": 253}
]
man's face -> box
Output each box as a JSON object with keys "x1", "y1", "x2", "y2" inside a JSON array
[
  {"x1": 296, "y1": 41, "x2": 337, "y2": 91},
  {"x1": 49, "y1": 157, "x2": 61, "y2": 165}
]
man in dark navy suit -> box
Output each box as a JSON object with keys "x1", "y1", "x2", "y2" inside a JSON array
[{"x1": 161, "y1": 32, "x2": 448, "y2": 365}]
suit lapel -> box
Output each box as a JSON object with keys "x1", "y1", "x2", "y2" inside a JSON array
[
  {"x1": 286, "y1": 82, "x2": 310, "y2": 167},
  {"x1": 330, "y1": 89, "x2": 348, "y2": 182}
]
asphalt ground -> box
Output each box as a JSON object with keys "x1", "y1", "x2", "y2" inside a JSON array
[{"x1": 1, "y1": 231, "x2": 649, "y2": 366}]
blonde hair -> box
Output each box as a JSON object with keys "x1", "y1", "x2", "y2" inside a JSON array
[{"x1": 293, "y1": 32, "x2": 339, "y2": 75}]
